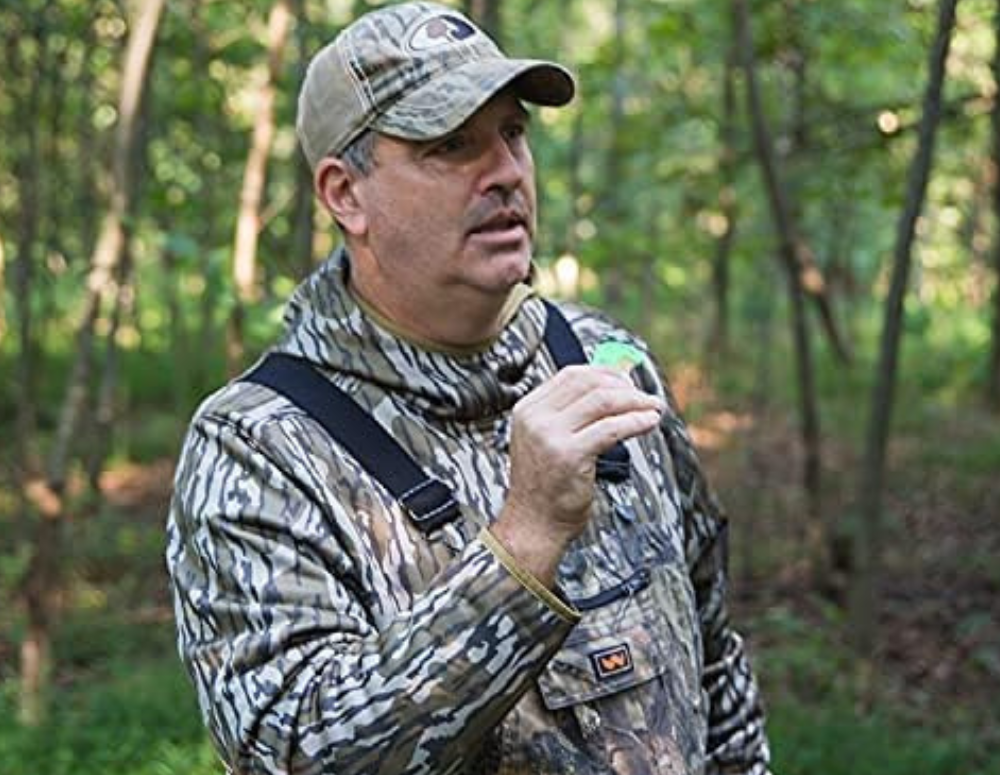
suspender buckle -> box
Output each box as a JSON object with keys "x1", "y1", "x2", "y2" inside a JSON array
[{"x1": 399, "y1": 479, "x2": 461, "y2": 532}]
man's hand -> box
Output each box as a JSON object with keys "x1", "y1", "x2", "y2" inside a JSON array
[{"x1": 491, "y1": 365, "x2": 664, "y2": 587}]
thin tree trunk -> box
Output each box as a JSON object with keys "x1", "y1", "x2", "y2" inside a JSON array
[
  {"x1": 0, "y1": 234, "x2": 5, "y2": 344},
  {"x1": 41, "y1": 2, "x2": 67, "y2": 261},
  {"x1": 85, "y1": 65, "x2": 154, "y2": 493},
  {"x1": 47, "y1": 0, "x2": 164, "y2": 487},
  {"x1": 852, "y1": 0, "x2": 958, "y2": 656},
  {"x1": 733, "y1": 6, "x2": 850, "y2": 366},
  {"x1": 77, "y1": 19, "x2": 101, "y2": 259},
  {"x1": 733, "y1": 0, "x2": 827, "y2": 578},
  {"x1": 566, "y1": 110, "x2": 584, "y2": 258},
  {"x1": 464, "y1": 0, "x2": 502, "y2": 42},
  {"x1": 11, "y1": 3, "x2": 48, "y2": 728},
  {"x1": 785, "y1": 0, "x2": 808, "y2": 153},
  {"x1": 7, "y1": 11, "x2": 44, "y2": 474},
  {"x1": 741, "y1": 265, "x2": 778, "y2": 588},
  {"x1": 85, "y1": 254, "x2": 134, "y2": 496},
  {"x1": 161, "y1": 236, "x2": 190, "y2": 412},
  {"x1": 228, "y1": 0, "x2": 294, "y2": 375},
  {"x1": 19, "y1": 0, "x2": 166, "y2": 725},
  {"x1": 709, "y1": 44, "x2": 738, "y2": 357},
  {"x1": 797, "y1": 243, "x2": 851, "y2": 365},
  {"x1": 155, "y1": 7, "x2": 191, "y2": 415},
  {"x1": 189, "y1": 0, "x2": 222, "y2": 391},
  {"x1": 782, "y1": 0, "x2": 841, "y2": 568},
  {"x1": 291, "y1": 0, "x2": 315, "y2": 275},
  {"x1": 639, "y1": 192, "x2": 659, "y2": 338},
  {"x1": 600, "y1": 0, "x2": 628, "y2": 316},
  {"x1": 987, "y1": 0, "x2": 1000, "y2": 410},
  {"x1": 291, "y1": 141, "x2": 316, "y2": 274},
  {"x1": 958, "y1": 155, "x2": 993, "y2": 266}
]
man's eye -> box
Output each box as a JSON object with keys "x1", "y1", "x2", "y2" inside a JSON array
[
  {"x1": 432, "y1": 135, "x2": 467, "y2": 155},
  {"x1": 504, "y1": 123, "x2": 527, "y2": 141}
]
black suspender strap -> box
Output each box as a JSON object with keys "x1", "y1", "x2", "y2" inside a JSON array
[
  {"x1": 542, "y1": 301, "x2": 633, "y2": 483},
  {"x1": 243, "y1": 353, "x2": 460, "y2": 533},
  {"x1": 541, "y1": 299, "x2": 588, "y2": 367}
]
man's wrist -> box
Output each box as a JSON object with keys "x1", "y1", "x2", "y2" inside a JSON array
[
  {"x1": 489, "y1": 506, "x2": 577, "y2": 589},
  {"x1": 479, "y1": 528, "x2": 580, "y2": 624}
]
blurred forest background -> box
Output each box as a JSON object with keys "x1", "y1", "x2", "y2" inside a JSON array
[{"x1": 1, "y1": 0, "x2": 999, "y2": 772}]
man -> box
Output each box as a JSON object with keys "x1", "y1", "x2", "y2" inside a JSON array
[{"x1": 167, "y1": 3, "x2": 773, "y2": 774}]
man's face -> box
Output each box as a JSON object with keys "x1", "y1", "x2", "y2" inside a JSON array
[{"x1": 351, "y1": 90, "x2": 537, "y2": 316}]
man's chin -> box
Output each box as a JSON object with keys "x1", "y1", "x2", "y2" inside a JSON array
[{"x1": 489, "y1": 250, "x2": 533, "y2": 289}]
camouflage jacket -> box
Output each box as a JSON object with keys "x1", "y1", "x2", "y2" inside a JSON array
[{"x1": 167, "y1": 249, "x2": 772, "y2": 775}]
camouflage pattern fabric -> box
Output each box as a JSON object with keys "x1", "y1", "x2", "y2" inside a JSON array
[{"x1": 166, "y1": 248, "x2": 772, "y2": 774}]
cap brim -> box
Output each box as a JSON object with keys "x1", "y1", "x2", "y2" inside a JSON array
[{"x1": 371, "y1": 58, "x2": 575, "y2": 142}]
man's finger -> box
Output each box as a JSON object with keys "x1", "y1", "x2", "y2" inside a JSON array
[
  {"x1": 518, "y1": 364, "x2": 638, "y2": 413},
  {"x1": 574, "y1": 408, "x2": 663, "y2": 454},
  {"x1": 560, "y1": 385, "x2": 664, "y2": 432}
]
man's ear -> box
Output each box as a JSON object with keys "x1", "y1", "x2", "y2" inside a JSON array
[{"x1": 314, "y1": 157, "x2": 367, "y2": 237}]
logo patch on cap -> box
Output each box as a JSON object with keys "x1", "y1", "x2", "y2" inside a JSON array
[
  {"x1": 591, "y1": 644, "x2": 634, "y2": 680},
  {"x1": 406, "y1": 14, "x2": 478, "y2": 52}
]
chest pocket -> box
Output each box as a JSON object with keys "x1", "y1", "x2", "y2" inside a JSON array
[
  {"x1": 538, "y1": 559, "x2": 701, "y2": 708},
  {"x1": 536, "y1": 515, "x2": 707, "y2": 771}
]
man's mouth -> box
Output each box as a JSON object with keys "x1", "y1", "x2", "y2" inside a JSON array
[{"x1": 469, "y1": 210, "x2": 528, "y2": 239}]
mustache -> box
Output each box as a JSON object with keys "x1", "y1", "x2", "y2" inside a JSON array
[{"x1": 465, "y1": 193, "x2": 532, "y2": 233}]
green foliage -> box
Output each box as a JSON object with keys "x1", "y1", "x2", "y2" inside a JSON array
[
  {"x1": 755, "y1": 606, "x2": 1000, "y2": 775},
  {"x1": 0, "y1": 501, "x2": 220, "y2": 774},
  {"x1": 0, "y1": 655, "x2": 221, "y2": 775},
  {"x1": 769, "y1": 698, "x2": 999, "y2": 775}
]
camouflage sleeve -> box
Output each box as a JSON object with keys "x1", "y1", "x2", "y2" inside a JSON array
[
  {"x1": 639, "y1": 365, "x2": 773, "y2": 775},
  {"x1": 167, "y1": 410, "x2": 576, "y2": 775}
]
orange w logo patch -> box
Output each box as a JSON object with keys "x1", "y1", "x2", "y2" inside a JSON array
[{"x1": 591, "y1": 644, "x2": 634, "y2": 680}]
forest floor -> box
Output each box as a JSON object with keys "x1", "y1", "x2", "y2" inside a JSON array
[
  {"x1": 1, "y1": 373, "x2": 998, "y2": 774},
  {"x1": 681, "y1": 368, "x2": 1000, "y2": 770}
]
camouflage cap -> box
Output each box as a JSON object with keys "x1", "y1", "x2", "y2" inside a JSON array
[{"x1": 296, "y1": 1, "x2": 576, "y2": 170}]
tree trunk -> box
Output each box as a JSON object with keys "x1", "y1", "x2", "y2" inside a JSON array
[
  {"x1": 160, "y1": 235, "x2": 192, "y2": 413},
  {"x1": 7, "y1": 11, "x2": 44, "y2": 473},
  {"x1": 41, "y1": 4, "x2": 68, "y2": 262},
  {"x1": 77, "y1": 18, "x2": 101, "y2": 260},
  {"x1": 188, "y1": 0, "x2": 223, "y2": 390},
  {"x1": 987, "y1": 0, "x2": 1000, "y2": 411},
  {"x1": 851, "y1": 0, "x2": 958, "y2": 656},
  {"x1": 227, "y1": 0, "x2": 294, "y2": 375},
  {"x1": 741, "y1": 264, "x2": 778, "y2": 588},
  {"x1": 600, "y1": 0, "x2": 628, "y2": 317},
  {"x1": 85, "y1": 252, "x2": 134, "y2": 496},
  {"x1": 958, "y1": 154, "x2": 993, "y2": 267},
  {"x1": 291, "y1": 0, "x2": 316, "y2": 276},
  {"x1": 19, "y1": 0, "x2": 166, "y2": 725},
  {"x1": 709, "y1": 44, "x2": 738, "y2": 357},
  {"x1": 566, "y1": 110, "x2": 584, "y2": 258},
  {"x1": 85, "y1": 69, "x2": 154, "y2": 493},
  {"x1": 10, "y1": 2, "x2": 48, "y2": 728},
  {"x1": 0, "y1": 234, "x2": 5, "y2": 344},
  {"x1": 291, "y1": 139, "x2": 316, "y2": 274},
  {"x1": 733, "y1": 7, "x2": 850, "y2": 366},
  {"x1": 464, "y1": 0, "x2": 502, "y2": 42},
  {"x1": 733, "y1": 0, "x2": 827, "y2": 579},
  {"x1": 639, "y1": 192, "x2": 659, "y2": 339},
  {"x1": 784, "y1": 0, "x2": 808, "y2": 153}
]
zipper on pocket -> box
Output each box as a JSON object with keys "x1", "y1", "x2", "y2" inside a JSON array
[{"x1": 570, "y1": 566, "x2": 651, "y2": 612}]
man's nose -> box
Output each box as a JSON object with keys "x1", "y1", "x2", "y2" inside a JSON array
[{"x1": 480, "y1": 135, "x2": 527, "y2": 195}]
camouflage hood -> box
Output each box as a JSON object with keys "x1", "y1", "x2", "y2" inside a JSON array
[{"x1": 274, "y1": 248, "x2": 550, "y2": 422}]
